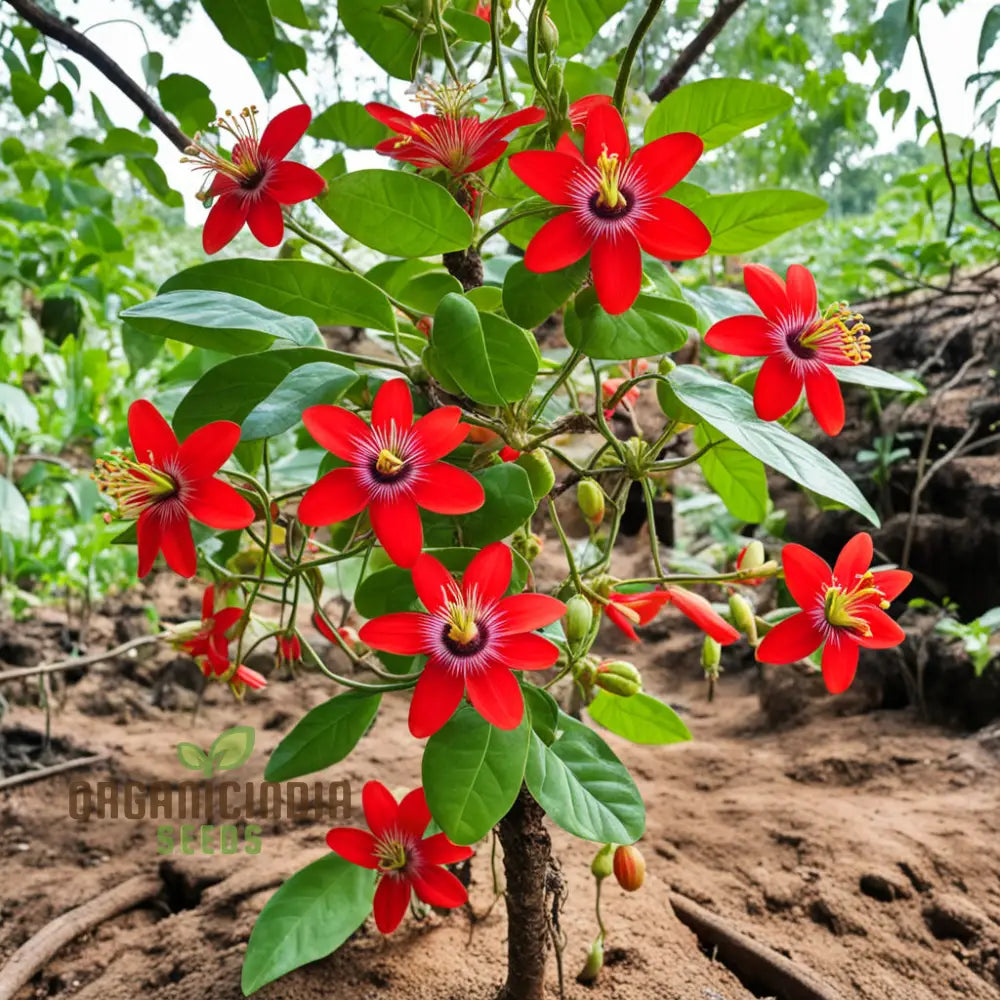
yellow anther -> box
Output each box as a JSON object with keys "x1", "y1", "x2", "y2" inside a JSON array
[
  {"x1": 376, "y1": 839, "x2": 408, "y2": 871},
  {"x1": 595, "y1": 145, "x2": 627, "y2": 211},
  {"x1": 446, "y1": 606, "x2": 480, "y2": 646},
  {"x1": 375, "y1": 448, "x2": 405, "y2": 476}
]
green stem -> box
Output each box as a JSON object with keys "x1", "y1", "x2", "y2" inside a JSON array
[
  {"x1": 531, "y1": 348, "x2": 583, "y2": 422},
  {"x1": 432, "y1": 0, "x2": 461, "y2": 81},
  {"x1": 526, "y1": 0, "x2": 556, "y2": 120},
  {"x1": 613, "y1": 0, "x2": 665, "y2": 111},
  {"x1": 489, "y1": 0, "x2": 512, "y2": 105},
  {"x1": 641, "y1": 478, "x2": 665, "y2": 580},
  {"x1": 475, "y1": 206, "x2": 555, "y2": 251},
  {"x1": 299, "y1": 632, "x2": 419, "y2": 692},
  {"x1": 547, "y1": 496, "x2": 583, "y2": 592}
]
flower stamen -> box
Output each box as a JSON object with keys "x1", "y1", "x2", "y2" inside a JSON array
[
  {"x1": 375, "y1": 837, "x2": 408, "y2": 872},
  {"x1": 823, "y1": 571, "x2": 886, "y2": 636},
  {"x1": 94, "y1": 452, "x2": 177, "y2": 519},
  {"x1": 375, "y1": 448, "x2": 405, "y2": 476},
  {"x1": 446, "y1": 604, "x2": 480, "y2": 646},
  {"x1": 799, "y1": 303, "x2": 872, "y2": 365},
  {"x1": 595, "y1": 145, "x2": 627, "y2": 211},
  {"x1": 181, "y1": 106, "x2": 265, "y2": 195}
]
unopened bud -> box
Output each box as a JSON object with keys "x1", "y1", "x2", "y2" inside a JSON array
[
  {"x1": 540, "y1": 13, "x2": 560, "y2": 54},
  {"x1": 513, "y1": 530, "x2": 543, "y2": 563},
  {"x1": 515, "y1": 450, "x2": 556, "y2": 501},
  {"x1": 574, "y1": 655, "x2": 598, "y2": 690},
  {"x1": 576, "y1": 936, "x2": 604, "y2": 985},
  {"x1": 577, "y1": 478, "x2": 605, "y2": 527},
  {"x1": 728, "y1": 593, "x2": 758, "y2": 644},
  {"x1": 738, "y1": 540, "x2": 765, "y2": 572},
  {"x1": 613, "y1": 844, "x2": 645, "y2": 892},
  {"x1": 657, "y1": 357, "x2": 676, "y2": 375},
  {"x1": 595, "y1": 660, "x2": 642, "y2": 697},
  {"x1": 701, "y1": 635, "x2": 722, "y2": 672},
  {"x1": 591, "y1": 842, "x2": 614, "y2": 880},
  {"x1": 564, "y1": 595, "x2": 594, "y2": 650}
]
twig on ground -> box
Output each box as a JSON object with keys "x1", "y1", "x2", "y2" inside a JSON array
[
  {"x1": 0, "y1": 634, "x2": 160, "y2": 685},
  {"x1": 0, "y1": 754, "x2": 107, "y2": 792}
]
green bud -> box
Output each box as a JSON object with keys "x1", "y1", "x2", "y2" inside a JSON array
[
  {"x1": 576, "y1": 478, "x2": 605, "y2": 527},
  {"x1": 657, "y1": 357, "x2": 676, "y2": 375},
  {"x1": 728, "y1": 593, "x2": 758, "y2": 644},
  {"x1": 591, "y1": 843, "x2": 614, "y2": 879},
  {"x1": 545, "y1": 61, "x2": 563, "y2": 96},
  {"x1": 701, "y1": 636, "x2": 722, "y2": 672},
  {"x1": 540, "y1": 13, "x2": 560, "y2": 53},
  {"x1": 576, "y1": 936, "x2": 604, "y2": 985},
  {"x1": 516, "y1": 450, "x2": 556, "y2": 501},
  {"x1": 564, "y1": 595, "x2": 594, "y2": 650},
  {"x1": 513, "y1": 530, "x2": 543, "y2": 563},
  {"x1": 739, "y1": 540, "x2": 766, "y2": 572},
  {"x1": 575, "y1": 655, "x2": 598, "y2": 690},
  {"x1": 595, "y1": 660, "x2": 642, "y2": 697}
]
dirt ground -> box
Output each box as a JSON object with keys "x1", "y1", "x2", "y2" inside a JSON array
[{"x1": 3, "y1": 573, "x2": 1000, "y2": 1000}]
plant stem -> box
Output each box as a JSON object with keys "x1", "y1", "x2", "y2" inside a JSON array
[
  {"x1": 531, "y1": 348, "x2": 583, "y2": 422},
  {"x1": 613, "y1": 0, "x2": 665, "y2": 111},
  {"x1": 641, "y1": 478, "x2": 666, "y2": 579},
  {"x1": 475, "y1": 206, "x2": 555, "y2": 251},
  {"x1": 432, "y1": 0, "x2": 461, "y2": 81},
  {"x1": 488, "y1": 0, "x2": 512, "y2": 105}
]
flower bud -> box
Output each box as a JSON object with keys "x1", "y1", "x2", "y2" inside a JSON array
[
  {"x1": 540, "y1": 13, "x2": 560, "y2": 54},
  {"x1": 738, "y1": 540, "x2": 765, "y2": 572},
  {"x1": 513, "y1": 530, "x2": 543, "y2": 563},
  {"x1": 595, "y1": 660, "x2": 642, "y2": 697},
  {"x1": 564, "y1": 595, "x2": 594, "y2": 650},
  {"x1": 515, "y1": 450, "x2": 556, "y2": 501},
  {"x1": 574, "y1": 655, "x2": 598, "y2": 690},
  {"x1": 613, "y1": 844, "x2": 645, "y2": 892},
  {"x1": 590, "y1": 842, "x2": 614, "y2": 879},
  {"x1": 576, "y1": 478, "x2": 605, "y2": 527},
  {"x1": 576, "y1": 936, "x2": 604, "y2": 985},
  {"x1": 728, "y1": 593, "x2": 758, "y2": 644},
  {"x1": 701, "y1": 635, "x2": 722, "y2": 672}
]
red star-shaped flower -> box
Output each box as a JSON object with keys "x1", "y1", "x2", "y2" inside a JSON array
[
  {"x1": 756, "y1": 533, "x2": 911, "y2": 693},
  {"x1": 606, "y1": 586, "x2": 739, "y2": 645},
  {"x1": 509, "y1": 103, "x2": 710, "y2": 314}
]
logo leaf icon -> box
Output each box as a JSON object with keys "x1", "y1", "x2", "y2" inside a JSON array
[
  {"x1": 177, "y1": 742, "x2": 209, "y2": 772},
  {"x1": 209, "y1": 725, "x2": 256, "y2": 774}
]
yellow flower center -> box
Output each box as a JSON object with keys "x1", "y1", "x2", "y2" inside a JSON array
[
  {"x1": 823, "y1": 571, "x2": 889, "y2": 635},
  {"x1": 93, "y1": 452, "x2": 177, "y2": 519},
  {"x1": 595, "y1": 145, "x2": 627, "y2": 211},
  {"x1": 799, "y1": 303, "x2": 872, "y2": 365},
  {"x1": 375, "y1": 838, "x2": 408, "y2": 872},
  {"x1": 181, "y1": 106, "x2": 265, "y2": 191},
  {"x1": 446, "y1": 604, "x2": 480, "y2": 646},
  {"x1": 375, "y1": 448, "x2": 405, "y2": 476}
]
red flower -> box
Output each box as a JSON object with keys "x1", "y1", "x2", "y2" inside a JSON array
[
  {"x1": 474, "y1": 0, "x2": 491, "y2": 21},
  {"x1": 703, "y1": 264, "x2": 872, "y2": 436},
  {"x1": 509, "y1": 104, "x2": 710, "y2": 314},
  {"x1": 184, "y1": 104, "x2": 326, "y2": 254},
  {"x1": 756, "y1": 533, "x2": 910, "y2": 693},
  {"x1": 313, "y1": 612, "x2": 362, "y2": 651},
  {"x1": 366, "y1": 84, "x2": 544, "y2": 178},
  {"x1": 277, "y1": 633, "x2": 301, "y2": 665},
  {"x1": 499, "y1": 445, "x2": 521, "y2": 462},
  {"x1": 568, "y1": 94, "x2": 613, "y2": 132},
  {"x1": 298, "y1": 379, "x2": 485, "y2": 568},
  {"x1": 606, "y1": 587, "x2": 739, "y2": 644},
  {"x1": 415, "y1": 316, "x2": 433, "y2": 337},
  {"x1": 359, "y1": 543, "x2": 566, "y2": 737},
  {"x1": 95, "y1": 401, "x2": 255, "y2": 578},
  {"x1": 601, "y1": 378, "x2": 641, "y2": 420},
  {"x1": 327, "y1": 781, "x2": 473, "y2": 934}
]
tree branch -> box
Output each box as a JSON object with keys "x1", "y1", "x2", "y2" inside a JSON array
[
  {"x1": 648, "y1": 0, "x2": 748, "y2": 101},
  {"x1": 2, "y1": 0, "x2": 192, "y2": 152}
]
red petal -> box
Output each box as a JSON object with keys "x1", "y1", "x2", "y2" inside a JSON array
[
  {"x1": 372, "y1": 378, "x2": 413, "y2": 433},
  {"x1": 781, "y1": 542, "x2": 832, "y2": 608},
  {"x1": 159, "y1": 515, "x2": 197, "y2": 578},
  {"x1": 365, "y1": 102, "x2": 418, "y2": 134},
  {"x1": 524, "y1": 212, "x2": 592, "y2": 273},
  {"x1": 258, "y1": 104, "x2": 311, "y2": 161},
  {"x1": 420, "y1": 832, "x2": 474, "y2": 866},
  {"x1": 326, "y1": 827, "x2": 379, "y2": 868},
  {"x1": 703, "y1": 315, "x2": 774, "y2": 356},
  {"x1": 397, "y1": 787, "x2": 431, "y2": 838},
  {"x1": 634, "y1": 198, "x2": 712, "y2": 261},
  {"x1": 410, "y1": 865, "x2": 468, "y2": 909},
  {"x1": 466, "y1": 665, "x2": 524, "y2": 729},
  {"x1": 486, "y1": 105, "x2": 546, "y2": 140},
  {"x1": 297, "y1": 468, "x2": 369, "y2": 526},
  {"x1": 629, "y1": 132, "x2": 703, "y2": 195},
  {"x1": 821, "y1": 636, "x2": 859, "y2": 693},
  {"x1": 753, "y1": 355, "x2": 802, "y2": 422},
  {"x1": 373, "y1": 874, "x2": 411, "y2": 934},
  {"x1": 804, "y1": 365, "x2": 845, "y2": 436},
  {"x1": 408, "y1": 662, "x2": 465, "y2": 738},
  {"x1": 412, "y1": 553, "x2": 458, "y2": 613},
  {"x1": 755, "y1": 612, "x2": 821, "y2": 664},
  {"x1": 497, "y1": 594, "x2": 566, "y2": 632},
  {"x1": 665, "y1": 587, "x2": 740, "y2": 645},
  {"x1": 616, "y1": 591, "x2": 670, "y2": 624},
  {"x1": 856, "y1": 609, "x2": 905, "y2": 649},
  {"x1": 136, "y1": 508, "x2": 161, "y2": 578},
  {"x1": 466, "y1": 139, "x2": 508, "y2": 174},
  {"x1": 584, "y1": 103, "x2": 630, "y2": 166},
  {"x1": 743, "y1": 263, "x2": 788, "y2": 322},
  {"x1": 233, "y1": 664, "x2": 267, "y2": 690},
  {"x1": 568, "y1": 94, "x2": 613, "y2": 130},
  {"x1": 212, "y1": 606, "x2": 242, "y2": 636},
  {"x1": 128, "y1": 400, "x2": 179, "y2": 468},
  {"x1": 411, "y1": 407, "x2": 467, "y2": 462},
  {"x1": 362, "y1": 780, "x2": 399, "y2": 836},
  {"x1": 266, "y1": 160, "x2": 326, "y2": 203},
  {"x1": 247, "y1": 197, "x2": 284, "y2": 247},
  {"x1": 508, "y1": 150, "x2": 580, "y2": 205},
  {"x1": 411, "y1": 463, "x2": 485, "y2": 514},
  {"x1": 209, "y1": 172, "x2": 237, "y2": 197},
  {"x1": 185, "y1": 478, "x2": 255, "y2": 529},
  {"x1": 302, "y1": 404, "x2": 370, "y2": 461},
  {"x1": 358, "y1": 612, "x2": 429, "y2": 655},
  {"x1": 555, "y1": 133, "x2": 584, "y2": 159},
  {"x1": 462, "y1": 542, "x2": 511, "y2": 604},
  {"x1": 872, "y1": 569, "x2": 912, "y2": 602},
  {"x1": 201, "y1": 584, "x2": 215, "y2": 621},
  {"x1": 370, "y1": 498, "x2": 423, "y2": 567},
  {"x1": 605, "y1": 604, "x2": 639, "y2": 641},
  {"x1": 499, "y1": 632, "x2": 560, "y2": 670},
  {"x1": 785, "y1": 264, "x2": 818, "y2": 317},
  {"x1": 202, "y1": 193, "x2": 249, "y2": 254},
  {"x1": 833, "y1": 533, "x2": 873, "y2": 586},
  {"x1": 591, "y1": 234, "x2": 642, "y2": 315},
  {"x1": 177, "y1": 420, "x2": 241, "y2": 480}
]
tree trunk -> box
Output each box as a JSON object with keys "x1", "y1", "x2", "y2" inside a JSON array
[{"x1": 495, "y1": 786, "x2": 551, "y2": 1000}]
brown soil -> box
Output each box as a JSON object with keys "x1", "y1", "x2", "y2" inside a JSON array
[{"x1": 3, "y1": 585, "x2": 1000, "y2": 1000}]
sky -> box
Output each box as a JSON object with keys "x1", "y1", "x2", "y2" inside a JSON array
[{"x1": 50, "y1": 0, "x2": 998, "y2": 222}]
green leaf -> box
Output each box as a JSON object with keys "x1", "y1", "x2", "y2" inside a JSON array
[
  {"x1": 502, "y1": 259, "x2": 588, "y2": 329},
  {"x1": 265, "y1": 692, "x2": 380, "y2": 782},
  {"x1": 241, "y1": 855, "x2": 376, "y2": 995},
  {"x1": 548, "y1": 0, "x2": 628, "y2": 56},
  {"x1": 524, "y1": 712, "x2": 645, "y2": 843},
  {"x1": 0, "y1": 384, "x2": 39, "y2": 433},
  {"x1": 158, "y1": 74, "x2": 215, "y2": 136},
  {"x1": 126, "y1": 157, "x2": 183, "y2": 208},
  {"x1": 523, "y1": 683, "x2": 559, "y2": 745},
  {"x1": 77, "y1": 214, "x2": 124, "y2": 253},
  {"x1": 587, "y1": 691, "x2": 692, "y2": 745},
  {"x1": 209, "y1": 725, "x2": 256, "y2": 772},
  {"x1": 422, "y1": 705, "x2": 531, "y2": 845},
  {"x1": 121, "y1": 290, "x2": 323, "y2": 355},
  {"x1": 565, "y1": 287, "x2": 688, "y2": 360},
  {"x1": 339, "y1": 0, "x2": 419, "y2": 79},
  {"x1": 160, "y1": 259, "x2": 396, "y2": 333},
  {"x1": 269, "y1": 0, "x2": 311, "y2": 27},
  {"x1": 176, "y1": 742, "x2": 209, "y2": 771},
  {"x1": 319, "y1": 170, "x2": 473, "y2": 257},
  {"x1": 698, "y1": 190, "x2": 828, "y2": 254},
  {"x1": 693, "y1": 425, "x2": 769, "y2": 523},
  {"x1": 310, "y1": 101, "x2": 388, "y2": 148},
  {"x1": 202, "y1": 0, "x2": 275, "y2": 57},
  {"x1": 981, "y1": 6, "x2": 1000, "y2": 63},
  {"x1": 457, "y1": 463, "x2": 537, "y2": 546},
  {"x1": 645, "y1": 78, "x2": 793, "y2": 150},
  {"x1": 9, "y1": 71, "x2": 46, "y2": 116},
  {"x1": 172, "y1": 349, "x2": 356, "y2": 440},
  {"x1": 397, "y1": 272, "x2": 463, "y2": 313},
  {"x1": 140, "y1": 51, "x2": 163, "y2": 87},
  {"x1": 0, "y1": 478, "x2": 29, "y2": 542},
  {"x1": 833, "y1": 365, "x2": 925, "y2": 395},
  {"x1": 667, "y1": 365, "x2": 879, "y2": 525}
]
